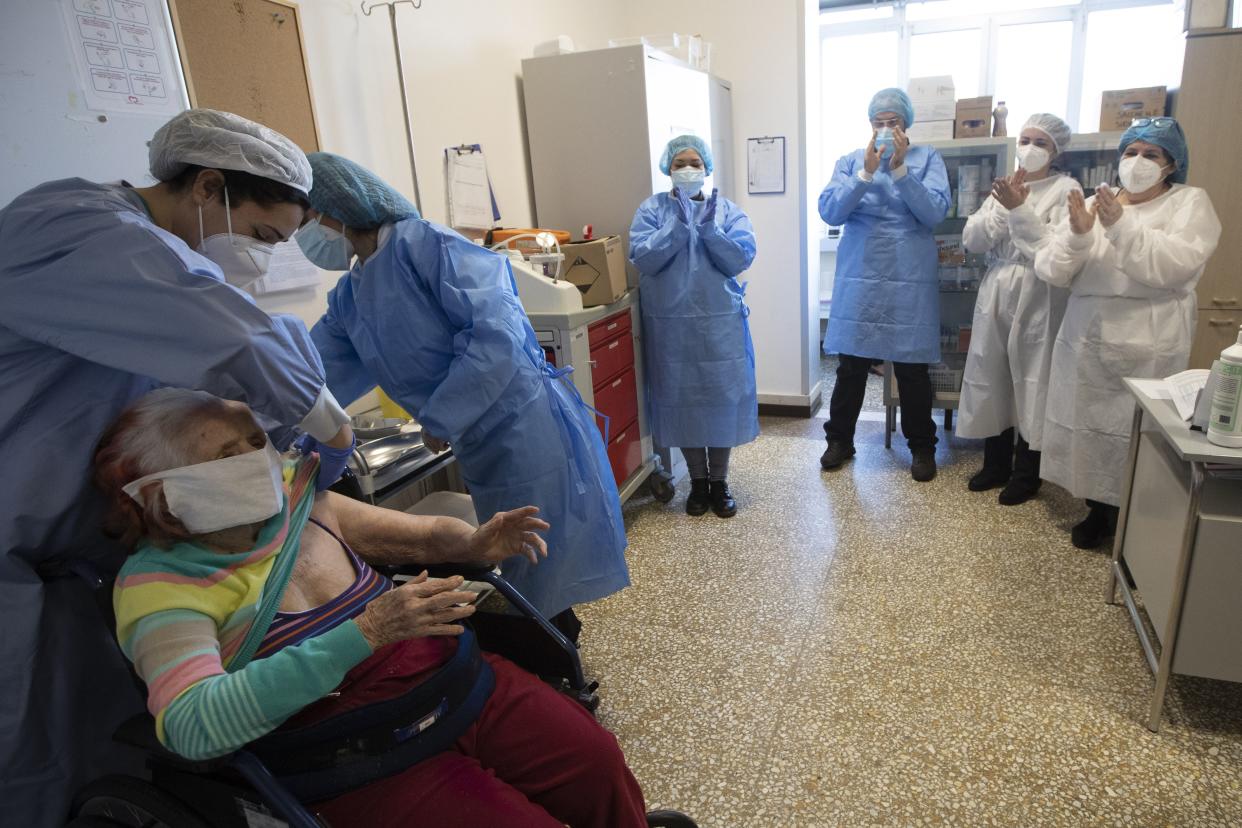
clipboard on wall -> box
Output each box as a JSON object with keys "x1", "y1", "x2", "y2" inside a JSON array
[
  {"x1": 445, "y1": 144, "x2": 501, "y2": 229},
  {"x1": 747, "y1": 136, "x2": 785, "y2": 195}
]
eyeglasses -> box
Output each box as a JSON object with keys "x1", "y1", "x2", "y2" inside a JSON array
[
  {"x1": 1130, "y1": 117, "x2": 1176, "y2": 128},
  {"x1": 871, "y1": 118, "x2": 901, "y2": 129}
]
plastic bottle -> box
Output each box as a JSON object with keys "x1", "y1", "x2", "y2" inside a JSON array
[
  {"x1": 992, "y1": 101, "x2": 1008, "y2": 137},
  {"x1": 1207, "y1": 325, "x2": 1242, "y2": 448}
]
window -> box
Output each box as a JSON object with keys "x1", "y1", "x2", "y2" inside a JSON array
[
  {"x1": 822, "y1": 30, "x2": 899, "y2": 175},
  {"x1": 909, "y1": 28, "x2": 983, "y2": 97},
  {"x1": 1079, "y1": 4, "x2": 1186, "y2": 130},
  {"x1": 820, "y1": 1, "x2": 1185, "y2": 138},
  {"x1": 993, "y1": 20, "x2": 1074, "y2": 135}
]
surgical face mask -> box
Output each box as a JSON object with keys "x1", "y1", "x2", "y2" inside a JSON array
[
  {"x1": 671, "y1": 168, "x2": 706, "y2": 197},
  {"x1": 1118, "y1": 155, "x2": 1169, "y2": 194},
  {"x1": 197, "y1": 187, "x2": 275, "y2": 290},
  {"x1": 295, "y1": 217, "x2": 355, "y2": 271},
  {"x1": 122, "y1": 441, "x2": 286, "y2": 535},
  {"x1": 1017, "y1": 144, "x2": 1051, "y2": 173},
  {"x1": 874, "y1": 127, "x2": 894, "y2": 155}
]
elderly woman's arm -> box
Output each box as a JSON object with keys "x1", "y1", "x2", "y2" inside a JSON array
[
  {"x1": 325, "y1": 492, "x2": 549, "y2": 568},
  {"x1": 127, "y1": 609, "x2": 372, "y2": 760}
]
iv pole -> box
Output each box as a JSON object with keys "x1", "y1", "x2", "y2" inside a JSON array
[{"x1": 360, "y1": 0, "x2": 424, "y2": 214}]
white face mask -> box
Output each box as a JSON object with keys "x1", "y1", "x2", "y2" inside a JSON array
[
  {"x1": 197, "y1": 187, "x2": 276, "y2": 290},
  {"x1": 1118, "y1": 156, "x2": 1168, "y2": 194},
  {"x1": 1016, "y1": 144, "x2": 1051, "y2": 173},
  {"x1": 671, "y1": 167, "x2": 706, "y2": 197},
  {"x1": 123, "y1": 441, "x2": 286, "y2": 535}
]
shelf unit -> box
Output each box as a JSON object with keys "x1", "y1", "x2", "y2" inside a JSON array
[
  {"x1": 1061, "y1": 131, "x2": 1126, "y2": 191},
  {"x1": 883, "y1": 137, "x2": 1012, "y2": 447}
]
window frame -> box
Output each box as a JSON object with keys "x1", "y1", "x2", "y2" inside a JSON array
[{"x1": 820, "y1": 0, "x2": 1178, "y2": 132}]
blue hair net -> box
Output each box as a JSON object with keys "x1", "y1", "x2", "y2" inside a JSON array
[
  {"x1": 659, "y1": 134, "x2": 713, "y2": 176},
  {"x1": 869, "y1": 88, "x2": 915, "y2": 129},
  {"x1": 305, "y1": 152, "x2": 420, "y2": 229},
  {"x1": 1119, "y1": 118, "x2": 1188, "y2": 184}
]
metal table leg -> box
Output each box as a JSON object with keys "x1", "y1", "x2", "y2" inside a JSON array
[
  {"x1": 1146, "y1": 461, "x2": 1205, "y2": 732},
  {"x1": 885, "y1": 405, "x2": 894, "y2": 449},
  {"x1": 1106, "y1": 404, "x2": 1146, "y2": 605}
]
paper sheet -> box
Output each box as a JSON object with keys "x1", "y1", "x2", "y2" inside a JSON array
[
  {"x1": 250, "y1": 241, "x2": 324, "y2": 295},
  {"x1": 747, "y1": 137, "x2": 785, "y2": 194},
  {"x1": 1164, "y1": 368, "x2": 1211, "y2": 421},
  {"x1": 446, "y1": 148, "x2": 497, "y2": 229},
  {"x1": 59, "y1": 0, "x2": 182, "y2": 115},
  {"x1": 1129, "y1": 378, "x2": 1172, "y2": 401}
]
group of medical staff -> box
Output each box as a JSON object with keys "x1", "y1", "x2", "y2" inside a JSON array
[
  {"x1": 820, "y1": 87, "x2": 1220, "y2": 551},
  {"x1": 0, "y1": 82, "x2": 1221, "y2": 820}
]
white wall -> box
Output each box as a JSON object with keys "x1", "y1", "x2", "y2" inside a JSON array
[
  {"x1": 607, "y1": 0, "x2": 818, "y2": 404},
  {"x1": 259, "y1": 0, "x2": 820, "y2": 408}
]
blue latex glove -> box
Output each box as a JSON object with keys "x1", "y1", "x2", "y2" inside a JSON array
[
  {"x1": 674, "y1": 187, "x2": 694, "y2": 225},
  {"x1": 699, "y1": 188, "x2": 719, "y2": 226},
  {"x1": 296, "y1": 433, "x2": 356, "y2": 491}
]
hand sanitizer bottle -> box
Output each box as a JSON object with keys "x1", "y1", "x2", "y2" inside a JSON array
[{"x1": 1207, "y1": 325, "x2": 1242, "y2": 448}]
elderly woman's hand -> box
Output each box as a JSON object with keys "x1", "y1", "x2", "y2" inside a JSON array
[
  {"x1": 1068, "y1": 189, "x2": 1097, "y2": 235},
  {"x1": 1094, "y1": 184, "x2": 1124, "y2": 227},
  {"x1": 466, "y1": 506, "x2": 550, "y2": 567},
  {"x1": 354, "y1": 572, "x2": 477, "y2": 649}
]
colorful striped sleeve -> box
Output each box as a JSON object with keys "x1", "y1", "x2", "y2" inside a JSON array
[{"x1": 128, "y1": 607, "x2": 373, "y2": 760}]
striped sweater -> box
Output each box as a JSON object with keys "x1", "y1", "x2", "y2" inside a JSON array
[{"x1": 112, "y1": 456, "x2": 373, "y2": 760}]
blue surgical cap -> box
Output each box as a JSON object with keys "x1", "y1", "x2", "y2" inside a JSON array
[
  {"x1": 869, "y1": 88, "x2": 915, "y2": 129},
  {"x1": 1119, "y1": 118, "x2": 1188, "y2": 184},
  {"x1": 659, "y1": 134, "x2": 713, "y2": 176},
  {"x1": 305, "y1": 152, "x2": 419, "y2": 229}
]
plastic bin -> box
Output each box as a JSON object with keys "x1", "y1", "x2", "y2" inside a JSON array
[{"x1": 929, "y1": 365, "x2": 964, "y2": 393}]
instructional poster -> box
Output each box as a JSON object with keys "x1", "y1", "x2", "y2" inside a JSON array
[{"x1": 60, "y1": 0, "x2": 183, "y2": 115}]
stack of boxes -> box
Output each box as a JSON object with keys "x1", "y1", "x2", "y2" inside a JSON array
[
  {"x1": 905, "y1": 76, "x2": 956, "y2": 142},
  {"x1": 954, "y1": 96, "x2": 993, "y2": 138}
]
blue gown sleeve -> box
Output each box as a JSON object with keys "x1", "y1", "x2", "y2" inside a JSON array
[
  {"x1": 819, "y1": 154, "x2": 870, "y2": 226},
  {"x1": 310, "y1": 284, "x2": 377, "y2": 408},
  {"x1": 405, "y1": 233, "x2": 524, "y2": 444},
  {"x1": 0, "y1": 215, "x2": 323, "y2": 426},
  {"x1": 699, "y1": 202, "x2": 757, "y2": 278},
  {"x1": 892, "y1": 151, "x2": 951, "y2": 229},
  {"x1": 628, "y1": 198, "x2": 691, "y2": 274}
]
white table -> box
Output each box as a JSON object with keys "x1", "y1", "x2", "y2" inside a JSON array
[{"x1": 1106, "y1": 379, "x2": 1242, "y2": 731}]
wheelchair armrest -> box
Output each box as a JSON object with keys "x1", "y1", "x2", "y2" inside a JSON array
[
  {"x1": 113, "y1": 712, "x2": 236, "y2": 774},
  {"x1": 375, "y1": 562, "x2": 496, "y2": 582}
]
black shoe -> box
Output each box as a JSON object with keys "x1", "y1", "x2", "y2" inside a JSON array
[
  {"x1": 685, "y1": 479, "x2": 710, "y2": 516},
  {"x1": 1071, "y1": 502, "x2": 1117, "y2": 549},
  {"x1": 708, "y1": 480, "x2": 737, "y2": 518},
  {"x1": 998, "y1": 477, "x2": 1041, "y2": 505},
  {"x1": 911, "y1": 450, "x2": 937, "y2": 482},
  {"x1": 968, "y1": 466, "x2": 1010, "y2": 492},
  {"x1": 820, "y1": 440, "x2": 855, "y2": 470},
  {"x1": 649, "y1": 473, "x2": 676, "y2": 504}
]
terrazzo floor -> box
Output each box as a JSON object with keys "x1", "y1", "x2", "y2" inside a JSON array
[{"x1": 576, "y1": 396, "x2": 1242, "y2": 826}]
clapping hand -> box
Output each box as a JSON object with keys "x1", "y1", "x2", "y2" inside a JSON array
[
  {"x1": 992, "y1": 168, "x2": 1030, "y2": 210},
  {"x1": 864, "y1": 131, "x2": 885, "y2": 175},
  {"x1": 1094, "y1": 184, "x2": 1123, "y2": 227},
  {"x1": 889, "y1": 126, "x2": 910, "y2": 170},
  {"x1": 699, "y1": 188, "x2": 719, "y2": 225},
  {"x1": 1067, "y1": 189, "x2": 1097, "y2": 235},
  {"x1": 673, "y1": 187, "x2": 694, "y2": 224}
]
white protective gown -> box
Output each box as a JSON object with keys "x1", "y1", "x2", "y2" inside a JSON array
[
  {"x1": 1034, "y1": 184, "x2": 1221, "y2": 505},
  {"x1": 957, "y1": 174, "x2": 1081, "y2": 446}
]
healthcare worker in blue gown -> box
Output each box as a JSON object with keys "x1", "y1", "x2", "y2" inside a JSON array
[
  {"x1": 296, "y1": 152, "x2": 629, "y2": 627},
  {"x1": 628, "y1": 135, "x2": 759, "y2": 519},
  {"x1": 819, "y1": 88, "x2": 951, "y2": 482},
  {"x1": 0, "y1": 109, "x2": 355, "y2": 826}
]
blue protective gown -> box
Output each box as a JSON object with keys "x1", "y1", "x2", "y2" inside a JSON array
[
  {"x1": 820, "y1": 147, "x2": 951, "y2": 364},
  {"x1": 628, "y1": 193, "x2": 759, "y2": 449},
  {"x1": 311, "y1": 219, "x2": 629, "y2": 617},
  {"x1": 0, "y1": 179, "x2": 332, "y2": 826}
]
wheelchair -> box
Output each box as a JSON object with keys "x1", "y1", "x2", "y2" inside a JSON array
[{"x1": 66, "y1": 555, "x2": 697, "y2": 827}]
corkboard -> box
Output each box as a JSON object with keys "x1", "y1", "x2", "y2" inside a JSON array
[{"x1": 167, "y1": 0, "x2": 320, "y2": 152}]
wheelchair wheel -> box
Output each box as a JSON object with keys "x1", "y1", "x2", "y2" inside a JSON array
[
  {"x1": 648, "y1": 474, "x2": 676, "y2": 504},
  {"x1": 71, "y1": 775, "x2": 211, "y2": 828},
  {"x1": 646, "y1": 810, "x2": 699, "y2": 827}
]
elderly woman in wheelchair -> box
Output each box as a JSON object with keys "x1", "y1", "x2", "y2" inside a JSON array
[{"x1": 93, "y1": 387, "x2": 652, "y2": 827}]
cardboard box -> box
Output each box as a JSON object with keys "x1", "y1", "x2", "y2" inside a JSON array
[
  {"x1": 560, "y1": 235, "x2": 627, "y2": 307},
  {"x1": 955, "y1": 96, "x2": 993, "y2": 138},
  {"x1": 907, "y1": 120, "x2": 955, "y2": 143},
  {"x1": 1099, "y1": 86, "x2": 1167, "y2": 131},
  {"x1": 908, "y1": 75, "x2": 956, "y2": 122}
]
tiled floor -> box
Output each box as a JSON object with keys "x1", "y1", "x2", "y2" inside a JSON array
[{"x1": 578, "y1": 403, "x2": 1242, "y2": 826}]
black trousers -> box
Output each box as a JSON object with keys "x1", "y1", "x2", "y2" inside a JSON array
[{"x1": 825, "y1": 354, "x2": 937, "y2": 451}]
